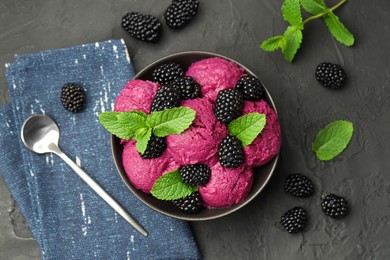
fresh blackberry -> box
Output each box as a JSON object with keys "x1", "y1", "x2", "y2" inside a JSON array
[
  {"x1": 139, "y1": 135, "x2": 166, "y2": 159},
  {"x1": 284, "y1": 174, "x2": 314, "y2": 198},
  {"x1": 321, "y1": 194, "x2": 349, "y2": 219},
  {"x1": 281, "y1": 207, "x2": 307, "y2": 234},
  {"x1": 121, "y1": 12, "x2": 162, "y2": 43},
  {"x1": 150, "y1": 85, "x2": 181, "y2": 112},
  {"x1": 218, "y1": 135, "x2": 245, "y2": 168},
  {"x1": 315, "y1": 62, "x2": 346, "y2": 89},
  {"x1": 235, "y1": 76, "x2": 265, "y2": 101},
  {"x1": 214, "y1": 89, "x2": 244, "y2": 124},
  {"x1": 164, "y1": 0, "x2": 200, "y2": 29},
  {"x1": 172, "y1": 191, "x2": 203, "y2": 214},
  {"x1": 172, "y1": 76, "x2": 201, "y2": 100},
  {"x1": 152, "y1": 62, "x2": 184, "y2": 85},
  {"x1": 179, "y1": 164, "x2": 211, "y2": 186},
  {"x1": 60, "y1": 83, "x2": 86, "y2": 113}
]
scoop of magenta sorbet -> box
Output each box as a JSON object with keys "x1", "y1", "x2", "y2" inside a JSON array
[
  {"x1": 185, "y1": 57, "x2": 245, "y2": 102},
  {"x1": 166, "y1": 98, "x2": 227, "y2": 165},
  {"x1": 122, "y1": 141, "x2": 180, "y2": 194},
  {"x1": 243, "y1": 100, "x2": 281, "y2": 167},
  {"x1": 199, "y1": 163, "x2": 253, "y2": 208},
  {"x1": 114, "y1": 79, "x2": 158, "y2": 113}
]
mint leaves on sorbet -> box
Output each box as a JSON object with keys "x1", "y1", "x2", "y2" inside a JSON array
[
  {"x1": 99, "y1": 106, "x2": 196, "y2": 154},
  {"x1": 261, "y1": 0, "x2": 354, "y2": 62},
  {"x1": 312, "y1": 120, "x2": 354, "y2": 161},
  {"x1": 151, "y1": 169, "x2": 198, "y2": 200},
  {"x1": 228, "y1": 113, "x2": 266, "y2": 147}
]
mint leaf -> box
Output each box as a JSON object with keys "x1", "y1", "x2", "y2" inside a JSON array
[
  {"x1": 312, "y1": 120, "x2": 354, "y2": 161},
  {"x1": 300, "y1": 0, "x2": 327, "y2": 15},
  {"x1": 282, "y1": 0, "x2": 303, "y2": 29},
  {"x1": 282, "y1": 26, "x2": 303, "y2": 62},
  {"x1": 98, "y1": 112, "x2": 134, "y2": 140},
  {"x1": 260, "y1": 35, "x2": 287, "y2": 52},
  {"x1": 135, "y1": 127, "x2": 152, "y2": 154},
  {"x1": 151, "y1": 169, "x2": 198, "y2": 200},
  {"x1": 228, "y1": 113, "x2": 266, "y2": 147},
  {"x1": 323, "y1": 12, "x2": 354, "y2": 46},
  {"x1": 117, "y1": 111, "x2": 147, "y2": 138},
  {"x1": 147, "y1": 107, "x2": 196, "y2": 137}
]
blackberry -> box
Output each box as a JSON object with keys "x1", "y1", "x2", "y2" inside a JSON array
[
  {"x1": 121, "y1": 12, "x2": 162, "y2": 43},
  {"x1": 139, "y1": 135, "x2": 166, "y2": 159},
  {"x1": 281, "y1": 207, "x2": 307, "y2": 234},
  {"x1": 172, "y1": 191, "x2": 203, "y2": 214},
  {"x1": 321, "y1": 194, "x2": 349, "y2": 219},
  {"x1": 179, "y1": 164, "x2": 211, "y2": 186},
  {"x1": 152, "y1": 62, "x2": 184, "y2": 85},
  {"x1": 284, "y1": 174, "x2": 314, "y2": 198},
  {"x1": 315, "y1": 62, "x2": 346, "y2": 89},
  {"x1": 235, "y1": 76, "x2": 265, "y2": 101},
  {"x1": 172, "y1": 76, "x2": 201, "y2": 100},
  {"x1": 218, "y1": 135, "x2": 245, "y2": 168},
  {"x1": 150, "y1": 85, "x2": 181, "y2": 112},
  {"x1": 60, "y1": 83, "x2": 86, "y2": 113},
  {"x1": 164, "y1": 0, "x2": 200, "y2": 29},
  {"x1": 214, "y1": 89, "x2": 244, "y2": 124}
]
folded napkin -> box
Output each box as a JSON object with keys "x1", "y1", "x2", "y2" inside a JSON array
[{"x1": 0, "y1": 39, "x2": 200, "y2": 260}]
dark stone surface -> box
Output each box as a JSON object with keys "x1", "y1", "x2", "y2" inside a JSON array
[{"x1": 1, "y1": 0, "x2": 390, "y2": 259}]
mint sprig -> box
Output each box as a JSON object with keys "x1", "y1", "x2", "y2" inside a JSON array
[
  {"x1": 151, "y1": 169, "x2": 198, "y2": 200},
  {"x1": 98, "y1": 106, "x2": 196, "y2": 155},
  {"x1": 228, "y1": 113, "x2": 266, "y2": 147},
  {"x1": 312, "y1": 120, "x2": 354, "y2": 161},
  {"x1": 261, "y1": 0, "x2": 354, "y2": 62}
]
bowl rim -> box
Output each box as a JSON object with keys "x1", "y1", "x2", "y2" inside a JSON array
[{"x1": 111, "y1": 50, "x2": 280, "y2": 221}]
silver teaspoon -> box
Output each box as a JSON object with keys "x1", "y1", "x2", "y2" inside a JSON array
[{"x1": 21, "y1": 114, "x2": 148, "y2": 237}]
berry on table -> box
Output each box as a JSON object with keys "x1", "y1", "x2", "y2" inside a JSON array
[
  {"x1": 281, "y1": 207, "x2": 307, "y2": 234},
  {"x1": 321, "y1": 194, "x2": 349, "y2": 219},
  {"x1": 121, "y1": 12, "x2": 162, "y2": 43},
  {"x1": 179, "y1": 164, "x2": 211, "y2": 186},
  {"x1": 218, "y1": 135, "x2": 245, "y2": 168},
  {"x1": 164, "y1": 0, "x2": 200, "y2": 29},
  {"x1": 172, "y1": 191, "x2": 203, "y2": 214},
  {"x1": 60, "y1": 83, "x2": 86, "y2": 113},
  {"x1": 172, "y1": 76, "x2": 201, "y2": 100},
  {"x1": 139, "y1": 135, "x2": 167, "y2": 159},
  {"x1": 150, "y1": 85, "x2": 181, "y2": 112},
  {"x1": 152, "y1": 62, "x2": 184, "y2": 85},
  {"x1": 214, "y1": 89, "x2": 244, "y2": 124},
  {"x1": 284, "y1": 174, "x2": 314, "y2": 198},
  {"x1": 235, "y1": 75, "x2": 265, "y2": 101},
  {"x1": 315, "y1": 62, "x2": 346, "y2": 89}
]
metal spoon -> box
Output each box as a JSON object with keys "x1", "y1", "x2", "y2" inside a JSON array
[{"x1": 21, "y1": 114, "x2": 148, "y2": 237}]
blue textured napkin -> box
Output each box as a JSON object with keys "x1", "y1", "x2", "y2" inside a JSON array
[{"x1": 0, "y1": 39, "x2": 200, "y2": 260}]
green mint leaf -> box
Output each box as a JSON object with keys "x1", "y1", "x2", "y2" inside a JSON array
[
  {"x1": 260, "y1": 35, "x2": 287, "y2": 52},
  {"x1": 151, "y1": 169, "x2": 198, "y2": 200},
  {"x1": 282, "y1": 0, "x2": 303, "y2": 29},
  {"x1": 117, "y1": 111, "x2": 148, "y2": 138},
  {"x1": 282, "y1": 26, "x2": 303, "y2": 62},
  {"x1": 135, "y1": 127, "x2": 152, "y2": 154},
  {"x1": 147, "y1": 107, "x2": 196, "y2": 137},
  {"x1": 98, "y1": 112, "x2": 134, "y2": 140},
  {"x1": 312, "y1": 120, "x2": 354, "y2": 161},
  {"x1": 228, "y1": 113, "x2": 267, "y2": 147},
  {"x1": 323, "y1": 12, "x2": 354, "y2": 46},
  {"x1": 300, "y1": 0, "x2": 327, "y2": 15}
]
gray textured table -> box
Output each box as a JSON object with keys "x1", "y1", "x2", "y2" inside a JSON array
[{"x1": 1, "y1": 0, "x2": 390, "y2": 259}]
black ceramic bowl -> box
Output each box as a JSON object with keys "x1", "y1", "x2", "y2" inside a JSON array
[{"x1": 111, "y1": 51, "x2": 280, "y2": 221}]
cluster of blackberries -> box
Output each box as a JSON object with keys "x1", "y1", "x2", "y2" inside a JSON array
[
  {"x1": 215, "y1": 75, "x2": 265, "y2": 168},
  {"x1": 173, "y1": 164, "x2": 211, "y2": 213},
  {"x1": 281, "y1": 173, "x2": 350, "y2": 234},
  {"x1": 121, "y1": 0, "x2": 200, "y2": 43}
]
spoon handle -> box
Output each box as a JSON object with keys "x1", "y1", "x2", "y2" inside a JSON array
[{"x1": 50, "y1": 144, "x2": 148, "y2": 237}]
